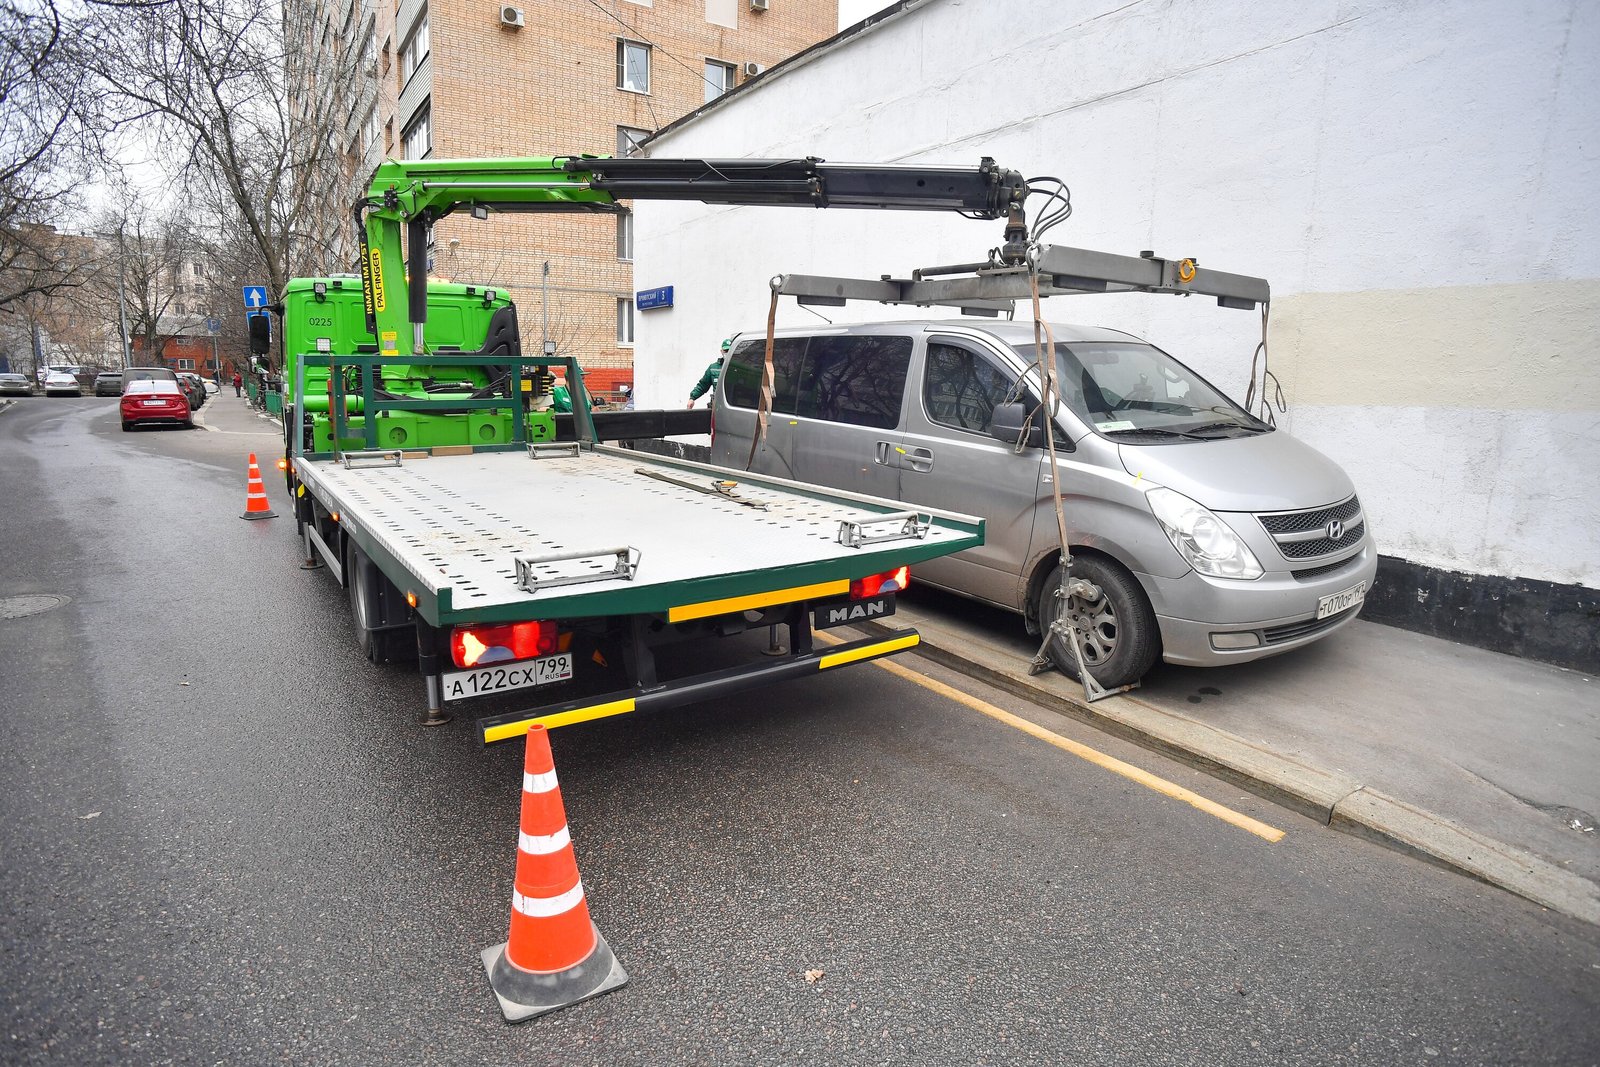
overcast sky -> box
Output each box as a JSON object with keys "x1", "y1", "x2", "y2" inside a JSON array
[{"x1": 838, "y1": 0, "x2": 895, "y2": 31}]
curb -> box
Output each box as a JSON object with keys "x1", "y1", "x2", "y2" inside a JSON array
[{"x1": 867, "y1": 611, "x2": 1600, "y2": 927}]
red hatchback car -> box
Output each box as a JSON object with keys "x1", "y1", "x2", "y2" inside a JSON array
[{"x1": 120, "y1": 380, "x2": 194, "y2": 430}]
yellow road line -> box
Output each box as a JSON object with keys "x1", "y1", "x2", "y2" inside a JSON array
[{"x1": 815, "y1": 631, "x2": 1285, "y2": 842}]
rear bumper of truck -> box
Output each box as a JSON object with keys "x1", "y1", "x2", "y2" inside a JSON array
[{"x1": 474, "y1": 628, "x2": 919, "y2": 743}]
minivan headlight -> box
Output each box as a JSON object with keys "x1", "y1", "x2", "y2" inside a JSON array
[{"x1": 1146, "y1": 487, "x2": 1262, "y2": 580}]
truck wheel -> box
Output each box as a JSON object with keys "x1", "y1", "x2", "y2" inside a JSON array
[
  {"x1": 1036, "y1": 555, "x2": 1159, "y2": 688},
  {"x1": 347, "y1": 541, "x2": 417, "y2": 663}
]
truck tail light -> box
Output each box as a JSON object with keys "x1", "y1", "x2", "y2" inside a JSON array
[
  {"x1": 850, "y1": 566, "x2": 909, "y2": 599},
  {"x1": 451, "y1": 620, "x2": 558, "y2": 668}
]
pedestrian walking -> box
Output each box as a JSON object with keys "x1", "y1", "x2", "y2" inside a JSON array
[
  {"x1": 232, "y1": 371, "x2": 243, "y2": 397},
  {"x1": 688, "y1": 339, "x2": 730, "y2": 408}
]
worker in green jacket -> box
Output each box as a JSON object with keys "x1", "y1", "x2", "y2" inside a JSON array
[
  {"x1": 550, "y1": 374, "x2": 572, "y2": 413},
  {"x1": 688, "y1": 338, "x2": 731, "y2": 408}
]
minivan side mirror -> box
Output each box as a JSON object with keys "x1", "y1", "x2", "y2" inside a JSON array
[
  {"x1": 248, "y1": 314, "x2": 271, "y2": 356},
  {"x1": 991, "y1": 402, "x2": 1044, "y2": 449}
]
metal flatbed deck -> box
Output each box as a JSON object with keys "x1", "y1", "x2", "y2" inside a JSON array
[{"x1": 293, "y1": 445, "x2": 984, "y2": 626}]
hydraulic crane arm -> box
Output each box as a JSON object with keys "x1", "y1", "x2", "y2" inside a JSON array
[{"x1": 356, "y1": 155, "x2": 1030, "y2": 355}]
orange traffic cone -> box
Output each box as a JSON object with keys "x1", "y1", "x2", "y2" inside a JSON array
[
  {"x1": 240, "y1": 453, "x2": 277, "y2": 520},
  {"x1": 481, "y1": 725, "x2": 627, "y2": 1022}
]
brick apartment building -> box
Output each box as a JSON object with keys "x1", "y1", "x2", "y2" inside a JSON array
[{"x1": 293, "y1": 0, "x2": 838, "y2": 390}]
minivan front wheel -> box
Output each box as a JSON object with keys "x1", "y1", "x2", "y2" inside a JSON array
[{"x1": 1036, "y1": 555, "x2": 1159, "y2": 689}]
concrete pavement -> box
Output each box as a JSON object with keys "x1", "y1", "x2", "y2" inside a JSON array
[{"x1": 869, "y1": 590, "x2": 1600, "y2": 926}]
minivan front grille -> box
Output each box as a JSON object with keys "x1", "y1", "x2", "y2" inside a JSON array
[
  {"x1": 1264, "y1": 605, "x2": 1359, "y2": 645},
  {"x1": 1291, "y1": 554, "x2": 1363, "y2": 581},
  {"x1": 1258, "y1": 495, "x2": 1367, "y2": 561},
  {"x1": 1259, "y1": 495, "x2": 1361, "y2": 533}
]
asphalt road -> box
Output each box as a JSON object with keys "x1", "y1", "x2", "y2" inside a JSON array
[{"x1": 2, "y1": 395, "x2": 1598, "y2": 1066}]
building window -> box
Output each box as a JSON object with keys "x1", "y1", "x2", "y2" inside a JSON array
[
  {"x1": 177, "y1": 358, "x2": 195, "y2": 370},
  {"x1": 616, "y1": 298, "x2": 634, "y2": 345},
  {"x1": 704, "y1": 59, "x2": 735, "y2": 103},
  {"x1": 402, "y1": 103, "x2": 431, "y2": 159},
  {"x1": 617, "y1": 211, "x2": 633, "y2": 261},
  {"x1": 616, "y1": 125, "x2": 648, "y2": 157},
  {"x1": 616, "y1": 39, "x2": 649, "y2": 93},
  {"x1": 365, "y1": 106, "x2": 380, "y2": 152},
  {"x1": 400, "y1": 8, "x2": 429, "y2": 86}
]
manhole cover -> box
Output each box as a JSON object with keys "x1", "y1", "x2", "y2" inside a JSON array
[{"x1": 0, "y1": 594, "x2": 70, "y2": 620}]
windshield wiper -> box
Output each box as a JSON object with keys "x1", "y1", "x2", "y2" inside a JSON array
[
  {"x1": 1182, "y1": 420, "x2": 1270, "y2": 436},
  {"x1": 1101, "y1": 426, "x2": 1208, "y2": 440}
]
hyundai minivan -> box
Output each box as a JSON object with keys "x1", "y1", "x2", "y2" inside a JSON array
[{"x1": 710, "y1": 321, "x2": 1376, "y2": 687}]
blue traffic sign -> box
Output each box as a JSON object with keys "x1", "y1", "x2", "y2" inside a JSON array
[
  {"x1": 242, "y1": 285, "x2": 269, "y2": 318},
  {"x1": 205, "y1": 317, "x2": 221, "y2": 334}
]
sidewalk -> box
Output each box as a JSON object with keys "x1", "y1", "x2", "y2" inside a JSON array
[
  {"x1": 193, "y1": 392, "x2": 283, "y2": 436},
  {"x1": 873, "y1": 590, "x2": 1600, "y2": 925}
]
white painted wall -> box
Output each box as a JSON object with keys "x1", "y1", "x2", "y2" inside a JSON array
[{"x1": 634, "y1": 0, "x2": 1600, "y2": 588}]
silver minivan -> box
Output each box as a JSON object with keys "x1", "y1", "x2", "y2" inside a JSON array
[{"x1": 710, "y1": 321, "x2": 1377, "y2": 687}]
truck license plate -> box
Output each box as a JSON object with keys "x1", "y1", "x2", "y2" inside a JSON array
[
  {"x1": 1316, "y1": 581, "x2": 1367, "y2": 620},
  {"x1": 441, "y1": 653, "x2": 573, "y2": 701}
]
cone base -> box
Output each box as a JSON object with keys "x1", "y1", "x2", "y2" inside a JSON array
[
  {"x1": 241, "y1": 509, "x2": 277, "y2": 520},
  {"x1": 480, "y1": 923, "x2": 628, "y2": 1023}
]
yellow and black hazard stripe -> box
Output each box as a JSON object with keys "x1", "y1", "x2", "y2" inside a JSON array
[{"x1": 476, "y1": 629, "x2": 920, "y2": 744}]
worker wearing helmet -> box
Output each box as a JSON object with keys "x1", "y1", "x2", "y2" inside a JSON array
[{"x1": 688, "y1": 338, "x2": 731, "y2": 408}]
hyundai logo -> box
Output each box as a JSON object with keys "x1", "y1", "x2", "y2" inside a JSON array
[{"x1": 1326, "y1": 519, "x2": 1345, "y2": 540}]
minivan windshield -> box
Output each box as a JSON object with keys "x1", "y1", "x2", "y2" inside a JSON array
[{"x1": 1010, "y1": 341, "x2": 1269, "y2": 440}]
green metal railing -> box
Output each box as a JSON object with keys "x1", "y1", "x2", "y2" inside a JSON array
[{"x1": 290, "y1": 352, "x2": 599, "y2": 460}]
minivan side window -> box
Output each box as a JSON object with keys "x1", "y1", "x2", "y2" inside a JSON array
[
  {"x1": 793, "y1": 334, "x2": 912, "y2": 429},
  {"x1": 924, "y1": 341, "x2": 1018, "y2": 434},
  {"x1": 723, "y1": 337, "x2": 808, "y2": 412}
]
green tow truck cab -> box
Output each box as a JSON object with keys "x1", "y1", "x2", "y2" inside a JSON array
[{"x1": 280, "y1": 276, "x2": 553, "y2": 457}]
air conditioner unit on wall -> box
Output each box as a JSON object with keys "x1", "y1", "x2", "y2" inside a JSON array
[
  {"x1": 750, "y1": 0, "x2": 769, "y2": 10},
  {"x1": 500, "y1": 5, "x2": 524, "y2": 27},
  {"x1": 742, "y1": 61, "x2": 763, "y2": 77}
]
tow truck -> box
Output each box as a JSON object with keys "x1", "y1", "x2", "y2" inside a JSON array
[{"x1": 275, "y1": 154, "x2": 1035, "y2": 741}]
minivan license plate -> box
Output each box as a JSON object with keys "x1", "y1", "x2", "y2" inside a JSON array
[
  {"x1": 441, "y1": 653, "x2": 573, "y2": 702},
  {"x1": 1316, "y1": 581, "x2": 1367, "y2": 620}
]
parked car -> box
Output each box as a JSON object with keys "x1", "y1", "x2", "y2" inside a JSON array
[
  {"x1": 94, "y1": 370, "x2": 124, "y2": 397},
  {"x1": 120, "y1": 380, "x2": 193, "y2": 430},
  {"x1": 711, "y1": 321, "x2": 1377, "y2": 688},
  {"x1": 0, "y1": 372, "x2": 34, "y2": 396},
  {"x1": 42, "y1": 370, "x2": 82, "y2": 396},
  {"x1": 121, "y1": 367, "x2": 180, "y2": 392},
  {"x1": 176, "y1": 372, "x2": 207, "y2": 409}
]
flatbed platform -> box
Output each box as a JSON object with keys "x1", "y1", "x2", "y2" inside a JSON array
[{"x1": 293, "y1": 444, "x2": 984, "y2": 626}]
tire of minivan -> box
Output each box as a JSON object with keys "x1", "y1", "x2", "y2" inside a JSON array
[{"x1": 1036, "y1": 555, "x2": 1159, "y2": 689}]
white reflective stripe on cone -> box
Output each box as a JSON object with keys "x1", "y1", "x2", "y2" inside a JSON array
[
  {"x1": 519, "y1": 825, "x2": 571, "y2": 856},
  {"x1": 512, "y1": 880, "x2": 585, "y2": 918},
  {"x1": 523, "y1": 769, "x2": 558, "y2": 794}
]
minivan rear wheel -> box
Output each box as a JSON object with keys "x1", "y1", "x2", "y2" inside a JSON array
[{"x1": 1036, "y1": 555, "x2": 1159, "y2": 689}]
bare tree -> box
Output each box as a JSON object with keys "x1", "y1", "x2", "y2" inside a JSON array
[
  {"x1": 0, "y1": 0, "x2": 106, "y2": 311},
  {"x1": 93, "y1": 0, "x2": 374, "y2": 369}
]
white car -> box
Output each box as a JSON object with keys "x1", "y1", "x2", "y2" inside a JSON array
[{"x1": 42, "y1": 371, "x2": 82, "y2": 397}]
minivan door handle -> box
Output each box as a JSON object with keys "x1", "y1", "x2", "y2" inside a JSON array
[
  {"x1": 904, "y1": 446, "x2": 934, "y2": 473},
  {"x1": 875, "y1": 440, "x2": 893, "y2": 466}
]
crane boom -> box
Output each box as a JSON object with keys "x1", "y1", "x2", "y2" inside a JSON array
[{"x1": 357, "y1": 155, "x2": 1029, "y2": 355}]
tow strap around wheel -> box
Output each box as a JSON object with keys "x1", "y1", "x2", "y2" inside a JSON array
[{"x1": 1020, "y1": 264, "x2": 1137, "y2": 703}]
